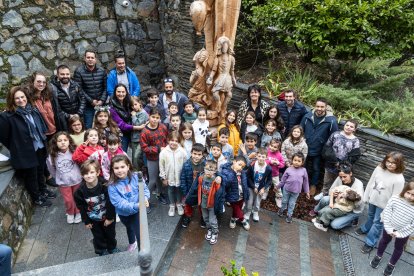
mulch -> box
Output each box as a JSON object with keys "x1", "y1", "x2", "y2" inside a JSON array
[{"x1": 262, "y1": 188, "x2": 320, "y2": 222}]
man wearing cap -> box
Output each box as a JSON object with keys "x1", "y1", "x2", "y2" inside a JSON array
[{"x1": 158, "y1": 78, "x2": 192, "y2": 117}]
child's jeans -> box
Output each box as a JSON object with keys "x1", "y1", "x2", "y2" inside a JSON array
[
  {"x1": 231, "y1": 199, "x2": 245, "y2": 221},
  {"x1": 168, "y1": 186, "x2": 182, "y2": 206},
  {"x1": 119, "y1": 212, "x2": 140, "y2": 249},
  {"x1": 244, "y1": 187, "x2": 268, "y2": 219},
  {"x1": 272, "y1": 177, "x2": 282, "y2": 197},
  {"x1": 147, "y1": 160, "x2": 164, "y2": 196},
  {"x1": 90, "y1": 220, "x2": 117, "y2": 255},
  {"x1": 59, "y1": 184, "x2": 80, "y2": 215},
  {"x1": 0, "y1": 244, "x2": 12, "y2": 276},
  {"x1": 360, "y1": 203, "x2": 384, "y2": 247},
  {"x1": 201, "y1": 207, "x2": 218, "y2": 233},
  {"x1": 131, "y1": 142, "x2": 143, "y2": 169},
  {"x1": 377, "y1": 229, "x2": 409, "y2": 265},
  {"x1": 317, "y1": 206, "x2": 348, "y2": 226},
  {"x1": 281, "y1": 188, "x2": 299, "y2": 216}
]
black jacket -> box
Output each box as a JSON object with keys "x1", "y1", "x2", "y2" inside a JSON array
[
  {"x1": 50, "y1": 76, "x2": 86, "y2": 131},
  {"x1": 277, "y1": 100, "x2": 308, "y2": 136},
  {"x1": 73, "y1": 64, "x2": 107, "y2": 104},
  {"x1": 0, "y1": 111, "x2": 46, "y2": 169}
]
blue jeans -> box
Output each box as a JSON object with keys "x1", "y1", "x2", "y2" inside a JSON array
[
  {"x1": 121, "y1": 133, "x2": 130, "y2": 152},
  {"x1": 84, "y1": 104, "x2": 95, "y2": 129},
  {"x1": 119, "y1": 212, "x2": 140, "y2": 249},
  {"x1": 314, "y1": 195, "x2": 360, "y2": 230},
  {"x1": 306, "y1": 155, "x2": 322, "y2": 186},
  {"x1": 0, "y1": 244, "x2": 12, "y2": 276},
  {"x1": 281, "y1": 188, "x2": 299, "y2": 216},
  {"x1": 360, "y1": 203, "x2": 384, "y2": 247}
]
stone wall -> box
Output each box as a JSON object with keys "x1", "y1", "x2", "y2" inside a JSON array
[
  {"x1": 0, "y1": 171, "x2": 33, "y2": 258},
  {"x1": 0, "y1": 0, "x2": 165, "y2": 95}
]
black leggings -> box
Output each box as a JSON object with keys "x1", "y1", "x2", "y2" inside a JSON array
[{"x1": 16, "y1": 147, "x2": 47, "y2": 201}]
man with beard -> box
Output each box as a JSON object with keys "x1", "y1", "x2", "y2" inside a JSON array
[
  {"x1": 277, "y1": 89, "x2": 307, "y2": 137},
  {"x1": 50, "y1": 65, "x2": 86, "y2": 131},
  {"x1": 158, "y1": 78, "x2": 191, "y2": 117},
  {"x1": 301, "y1": 98, "x2": 338, "y2": 196},
  {"x1": 74, "y1": 50, "x2": 107, "y2": 128},
  {"x1": 107, "y1": 54, "x2": 140, "y2": 98}
]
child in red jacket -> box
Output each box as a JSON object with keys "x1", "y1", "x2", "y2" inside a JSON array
[{"x1": 72, "y1": 128, "x2": 104, "y2": 164}]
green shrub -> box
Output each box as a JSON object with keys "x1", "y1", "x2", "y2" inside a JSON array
[{"x1": 221, "y1": 260, "x2": 259, "y2": 276}]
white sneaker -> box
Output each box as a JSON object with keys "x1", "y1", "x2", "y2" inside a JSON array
[
  {"x1": 313, "y1": 221, "x2": 328, "y2": 232},
  {"x1": 74, "y1": 213, "x2": 82, "y2": 224},
  {"x1": 242, "y1": 219, "x2": 250, "y2": 231},
  {"x1": 66, "y1": 214, "x2": 74, "y2": 224},
  {"x1": 168, "y1": 206, "x2": 175, "y2": 217},
  {"x1": 252, "y1": 212, "x2": 259, "y2": 222},
  {"x1": 177, "y1": 204, "x2": 184, "y2": 216},
  {"x1": 314, "y1": 192, "x2": 324, "y2": 201},
  {"x1": 116, "y1": 214, "x2": 120, "y2": 223},
  {"x1": 229, "y1": 218, "x2": 236, "y2": 229},
  {"x1": 127, "y1": 241, "x2": 138, "y2": 252},
  {"x1": 275, "y1": 197, "x2": 282, "y2": 208}
]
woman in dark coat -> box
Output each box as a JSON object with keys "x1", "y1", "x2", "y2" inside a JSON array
[
  {"x1": 0, "y1": 86, "x2": 56, "y2": 207},
  {"x1": 237, "y1": 84, "x2": 270, "y2": 127}
]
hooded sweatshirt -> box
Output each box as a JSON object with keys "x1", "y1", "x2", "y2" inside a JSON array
[{"x1": 159, "y1": 145, "x2": 188, "y2": 186}]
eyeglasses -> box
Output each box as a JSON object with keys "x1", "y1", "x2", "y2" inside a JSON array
[{"x1": 164, "y1": 78, "x2": 173, "y2": 83}]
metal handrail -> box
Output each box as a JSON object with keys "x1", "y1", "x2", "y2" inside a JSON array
[{"x1": 137, "y1": 172, "x2": 152, "y2": 275}]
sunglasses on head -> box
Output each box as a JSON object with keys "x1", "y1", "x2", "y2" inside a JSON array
[{"x1": 164, "y1": 78, "x2": 173, "y2": 83}]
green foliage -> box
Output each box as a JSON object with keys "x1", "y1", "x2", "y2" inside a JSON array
[
  {"x1": 221, "y1": 260, "x2": 259, "y2": 276},
  {"x1": 260, "y1": 62, "x2": 414, "y2": 137},
  {"x1": 243, "y1": 0, "x2": 414, "y2": 62}
]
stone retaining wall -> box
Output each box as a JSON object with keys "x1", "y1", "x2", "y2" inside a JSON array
[
  {"x1": 0, "y1": 0, "x2": 165, "y2": 94},
  {"x1": 0, "y1": 171, "x2": 33, "y2": 259}
]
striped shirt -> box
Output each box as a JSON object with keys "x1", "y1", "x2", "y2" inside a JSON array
[{"x1": 383, "y1": 195, "x2": 414, "y2": 238}]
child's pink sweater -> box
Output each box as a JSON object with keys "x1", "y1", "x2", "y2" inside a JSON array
[{"x1": 266, "y1": 150, "x2": 285, "y2": 177}]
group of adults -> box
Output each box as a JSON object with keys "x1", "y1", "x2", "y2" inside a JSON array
[
  {"x1": 0, "y1": 49, "x2": 191, "y2": 208},
  {"x1": 236, "y1": 84, "x2": 363, "y2": 230}
]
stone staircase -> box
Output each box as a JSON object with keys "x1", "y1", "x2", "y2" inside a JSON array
[{"x1": 12, "y1": 196, "x2": 180, "y2": 276}]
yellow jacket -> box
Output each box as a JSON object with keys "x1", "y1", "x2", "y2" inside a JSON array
[{"x1": 217, "y1": 123, "x2": 242, "y2": 155}]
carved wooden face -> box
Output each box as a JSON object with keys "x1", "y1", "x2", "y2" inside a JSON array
[{"x1": 222, "y1": 42, "x2": 229, "y2": 53}]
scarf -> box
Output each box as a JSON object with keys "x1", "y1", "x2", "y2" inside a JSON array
[
  {"x1": 110, "y1": 96, "x2": 131, "y2": 123},
  {"x1": 15, "y1": 104, "x2": 47, "y2": 142}
]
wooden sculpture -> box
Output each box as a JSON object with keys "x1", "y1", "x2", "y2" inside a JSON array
[{"x1": 189, "y1": 0, "x2": 241, "y2": 124}]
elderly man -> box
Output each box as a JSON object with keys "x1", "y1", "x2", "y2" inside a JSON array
[
  {"x1": 107, "y1": 54, "x2": 140, "y2": 98},
  {"x1": 277, "y1": 89, "x2": 307, "y2": 137},
  {"x1": 50, "y1": 65, "x2": 86, "y2": 131},
  {"x1": 301, "y1": 98, "x2": 338, "y2": 196},
  {"x1": 73, "y1": 50, "x2": 107, "y2": 128}
]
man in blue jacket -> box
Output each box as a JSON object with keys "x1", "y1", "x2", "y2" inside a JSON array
[
  {"x1": 107, "y1": 55, "x2": 140, "y2": 98},
  {"x1": 300, "y1": 98, "x2": 338, "y2": 196},
  {"x1": 277, "y1": 89, "x2": 308, "y2": 137}
]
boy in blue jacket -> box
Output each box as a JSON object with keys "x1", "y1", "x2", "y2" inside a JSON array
[
  {"x1": 221, "y1": 156, "x2": 250, "y2": 230},
  {"x1": 245, "y1": 148, "x2": 273, "y2": 222}
]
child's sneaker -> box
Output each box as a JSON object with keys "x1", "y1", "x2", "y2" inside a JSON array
[
  {"x1": 182, "y1": 216, "x2": 191, "y2": 228},
  {"x1": 210, "y1": 232, "x2": 218, "y2": 245},
  {"x1": 66, "y1": 214, "x2": 74, "y2": 224},
  {"x1": 200, "y1": 217, "x2": 206, "y2": 228},
  {"x1": 370, "y1": 255, "x2": 382, "y2": 269},
  {"x1": 314, "y1": 192, "x2": 324, "y2": 201},
  {"x1": 74, "y1": 213, "x2": 82, "y2": 224},
  {"x1": 108, "y1": 248, "x2": 121, "y2": 254},
  {"x1": 116, "y1": 214, "x2": 120, "y2": 222},
  {"x1": 275, "y1": 197, "x2": 282, "y2": 208},
  {"x1": 383, "y1": 263, "x2": 395, "y2": 276},
  {"x1": 309, "y1": 210, "x2": 318, "y2": 217},
  {"x1": 277, "y1": 209, "x2": 285, "y2": 217},
  {"x1": 314, "y1": 221, "x2": 328, "y2": 232},
  {"x1": 127, "y1": 241, "x2": 138, "y2": 252},
  {"x1": 205, "y1": 228, "x2": 212, "y2": 241},
  {"x1": 252, "y1": 212, "x2": 259, "y2": 222},
  {"x1": 285, "y1": 215, "x2": 292, "y2": 223},
  {"x1": 242, "y1": 219, "x2": 250, "y2": 231},
  {"x1": 168, "y1": 205, "x2": 175, "y2": 217},
  {"x1": 229, "y1": 218, "x2": 236, "y2": 229},
  {"x1": 177, "y1": 204, "x2": 184, "y2": 216}
]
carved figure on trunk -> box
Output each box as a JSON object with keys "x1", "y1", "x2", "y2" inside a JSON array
[
  {"x1": 188, "y1": 48, "x2": 210, "y2": 107},
  {"x1": 206, "y1": 37, "x2": 236, "y2": 120}
]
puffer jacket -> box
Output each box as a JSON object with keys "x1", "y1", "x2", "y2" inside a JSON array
[
  {"x1": 277, "y1": 100, "x2": 307, "y2": 136},
  {"x1": 246, "y1": 161, "x2": 273, "y2": 190},
  {"x1": 300, "y1": 110, "x2": 338, "y2": 156},
  {"x1": 73, "y1": 64, "x2": 107, "y2": 104},
  {"x1": 50, "y1": 76, "x2": 86, "y2": 129},
  {"x1": 180, "y1": 158, "x2": 205, "y2": 196},
  {"x1": 221, "y1": 162, "x2": 249, "y2": 203}
]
